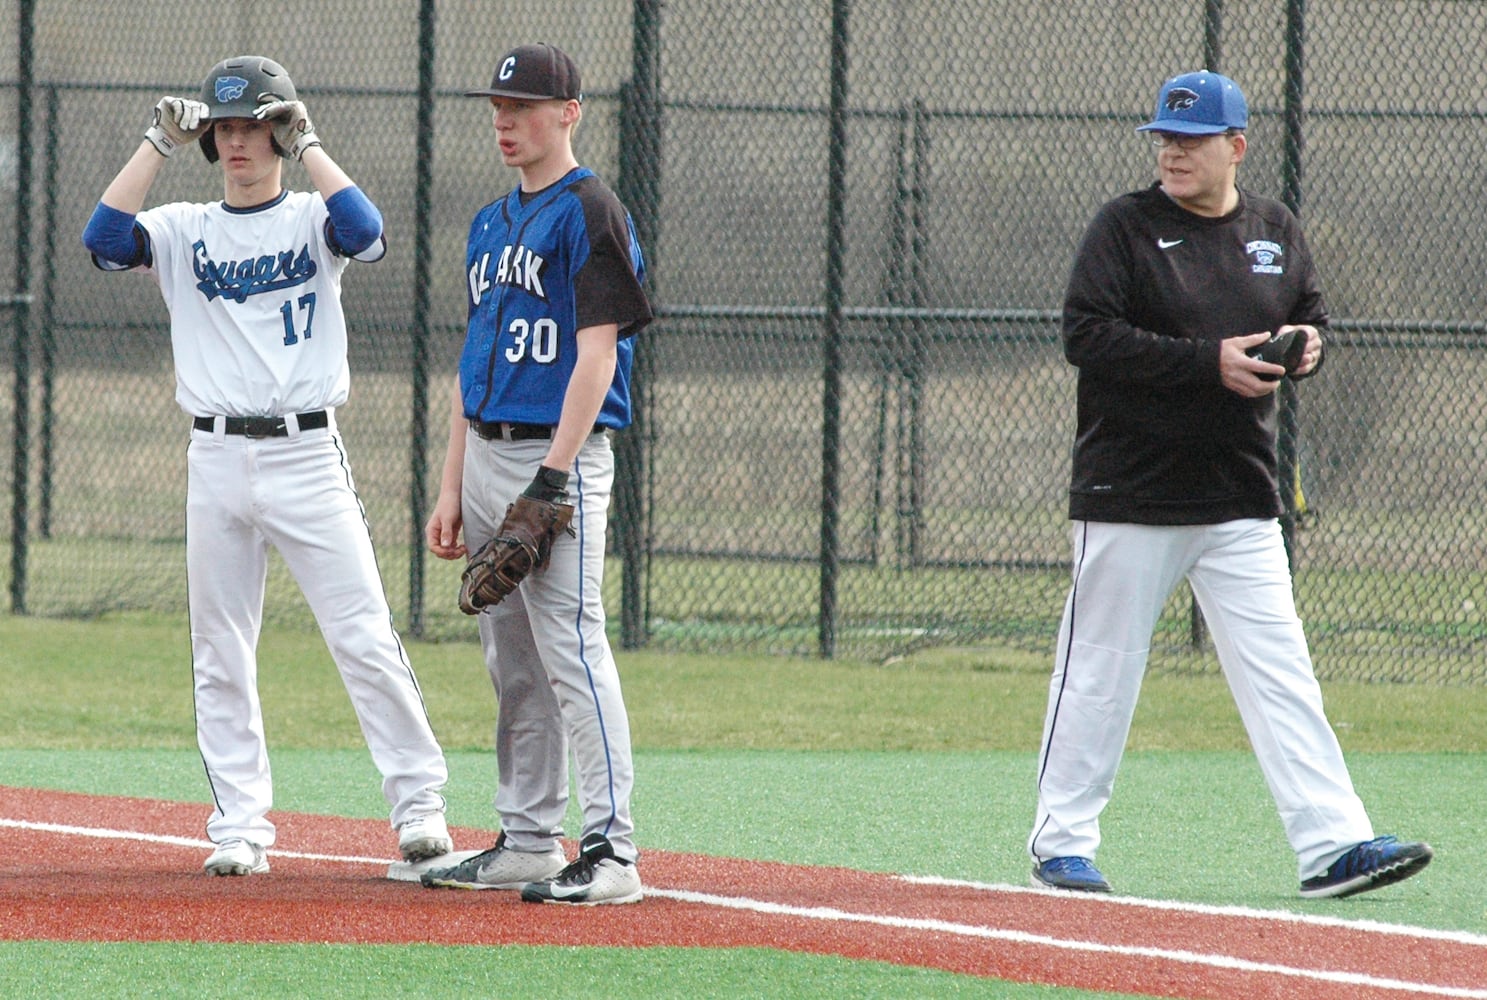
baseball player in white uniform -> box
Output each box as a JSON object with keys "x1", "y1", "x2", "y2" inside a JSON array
[
  {"x1": 1027, "y1": 70, "x2": 1431, "y2": 900},
  {"x1": 81, "y1": 55, "x2": 451, "y2": 875}
]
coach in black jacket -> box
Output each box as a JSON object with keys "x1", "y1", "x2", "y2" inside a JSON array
[{"x1": 1025, "y1": 70, "x2": 1432, "y2": 900}]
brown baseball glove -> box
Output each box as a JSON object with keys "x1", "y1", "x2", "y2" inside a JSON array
[{"x1": 458, "y1": 495, "x2": 575, "y2": 614}]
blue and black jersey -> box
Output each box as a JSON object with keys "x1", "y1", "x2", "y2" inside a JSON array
[{"x1": 458, "y1": 167, "x2": 652, "y2": 429}]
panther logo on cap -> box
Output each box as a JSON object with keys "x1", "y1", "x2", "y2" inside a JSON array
[
  {"x1": 1165, "y1": 87, "x2": 1199, "y2": 111},
  {"x1": 215, "y1": 76, "x2": 249, "y2": 103}
]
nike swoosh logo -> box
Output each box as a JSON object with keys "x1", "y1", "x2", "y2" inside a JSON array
[{"x1": 1157, "y1": 238, "x2": 1183, "y2": 249}]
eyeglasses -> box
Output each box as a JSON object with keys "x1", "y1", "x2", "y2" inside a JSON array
[{"x1": 1148, "y1": 131, "x2": 1238, "y2": 150}]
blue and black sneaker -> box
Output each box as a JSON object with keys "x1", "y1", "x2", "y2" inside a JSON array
[
  {"x1": 1299, "y1": 836, "x2": 1433, "y2": 899},
  {"x1": 1031, "y1": 856, "x2": 1113, "y2": 893}
]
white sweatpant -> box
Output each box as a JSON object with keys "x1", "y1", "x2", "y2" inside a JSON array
[
  {"x1": 1028, "y1": 519, "x2": 1373, "y2": 880},
  {"x1": 187, "y1": 416, "x2": 448, "y2": 847},
  {"x1": 461, "y1": 429, "x2": 637, "y2": 862}
]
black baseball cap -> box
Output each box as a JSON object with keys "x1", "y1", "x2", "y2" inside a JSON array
[{"x1": 465, "y1": 43, "x2": 582, "y2": 101}]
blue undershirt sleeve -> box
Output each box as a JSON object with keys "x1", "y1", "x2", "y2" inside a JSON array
[
  {"x1": 81, "y1": 202, "x2": 147, "y2": 267},
  {"x1": 324, "y1": 185, "x2": 383, "y2": 256}
]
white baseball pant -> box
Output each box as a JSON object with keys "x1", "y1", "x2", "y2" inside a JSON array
[
  {"x1": 1028, "y1": 518, "x2": 1374, "y2": 880},
  {"x1": 187, "y1": 414, "x2": 448, "y2": 847}
]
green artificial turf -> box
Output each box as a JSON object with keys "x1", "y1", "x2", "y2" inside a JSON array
[
  {"x1": 1, "y1": 612, "x2": 1481, "y2": 998},
  {"x1": 0, "y1": 942, "x2": 1154, "y2": 1000}
]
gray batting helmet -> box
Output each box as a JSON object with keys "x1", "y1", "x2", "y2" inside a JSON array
[{"x1": 197, "y1": 55, "x2": 298, "y2": 162}]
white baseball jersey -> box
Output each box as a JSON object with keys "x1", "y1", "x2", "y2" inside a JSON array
[
  {"x1": 89, "y1": 186, "x2": 446, "y2": 853},
  {"x1": 122, "y1": 190, "x2": 384, "y2": 417}
]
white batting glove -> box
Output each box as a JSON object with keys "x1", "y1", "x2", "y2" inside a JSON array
[
  {"x1": 144, "y1": 96, "x2": 211, "y2": 157},
  {"x1": 254, "y1": 99, "x2": 322, "y2": 161}
]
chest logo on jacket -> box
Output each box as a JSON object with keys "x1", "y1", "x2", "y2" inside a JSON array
[
  {"x1": 192, "y1": 239, "x2": 317, "y2": 303},
  {"x1": 1246, "y1": 240, "x2": 1284, "y2": 276}
]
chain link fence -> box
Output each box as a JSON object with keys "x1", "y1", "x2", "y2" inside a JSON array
[{"x1": 5, "y1": 0, "x2": 1487, "y2": 682}]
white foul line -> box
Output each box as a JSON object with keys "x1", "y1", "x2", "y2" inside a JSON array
[
  {"x1": 901, "y1": 873, "x2": 1487, "y2": 948},
  {"x1": 646, "y1": 886, "x2": 1487, "y2": 999},
  {"x1": 0, "y1": 817, "x2": 392, "y2": 866},
  {"x1": 5, "y1": 816, "x2": 1484, "y2": 998}
]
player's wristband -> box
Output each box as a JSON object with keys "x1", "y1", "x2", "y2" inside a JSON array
[
  {"x1": 522, "y1": 466, "x2": 570, "y2": 503},
  {"x1": 144, "y1": 124, "x2": 178, "y2": 158},
  {"x1": 285, "y1": 130, "x2": 321, "y2": 162}
]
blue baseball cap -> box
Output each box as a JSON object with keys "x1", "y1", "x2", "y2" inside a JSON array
[{"x1": 1136, "y1": 71, "x2": 1248, "y2": 135}]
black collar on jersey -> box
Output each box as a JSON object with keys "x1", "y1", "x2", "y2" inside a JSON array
[
  {"x1": 221, "y1": 189, "x2": 290, "y2": 215},
  {"x1": 518, "y1": 166, "x2": 583, "y2": 206}
]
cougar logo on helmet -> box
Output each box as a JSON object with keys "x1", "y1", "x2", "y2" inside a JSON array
[
  {"x1": 1165, "y1": 87, "x2": 1199, "y2": 111},
  {"x1": 198, "y1": 57, "x2": 296, "y2": 162},
  {"x1": 215, "y1": 77, "x2": 249, "y2": 103}
]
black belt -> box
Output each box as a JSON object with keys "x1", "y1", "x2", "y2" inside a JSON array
[
  {"x1": 470, "y1": 420, "x2": 605, "y2": 442},
  {"x1": 193, "y1": 410, "x2": 329, "y2": 437}
]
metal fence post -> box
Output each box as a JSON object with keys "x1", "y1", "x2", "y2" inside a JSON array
[
  {"x1": 819, "y1": 0, "x2": 851, "y2": 658},
  {"x1": 903, "y1": 99, "x2": 929, "y2": 567},
  {"x1": 616, "y1": 0, "x2": 664, "y2": 650},
  {"x1": 1203, "y1": 0, "x2": 1225, "y2": 70},
  {"x1": 10, "y1": 0, "x2": 37, "y2": 615},
  {"x1": 1277, "y1": 0, "x2": 1308, "y2": 570},
  {"x1": 39, "y1": 86, "x2": 58, "y2": 540},
  {"x1": 407, "y1": 0, "x2": 437, "y2": 636},
  {"x1": 872, "y1": 105, "x2": 913, "y2": 568}
]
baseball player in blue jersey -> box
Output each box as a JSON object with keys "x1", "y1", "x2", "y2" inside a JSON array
[
  {"x1": 1027, "y1": 71, "x2": 1431, "y2": 899},
  {"x1": 419, "y1": 43, "x2": 653, "y2": 904},
  {"x1": 81, "y1": 55, "x2": 451, "y2": 876}
]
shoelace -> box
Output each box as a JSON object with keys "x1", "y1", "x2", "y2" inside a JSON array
[
  {"x1": 554, "y1": 855, "x2": 597, "y2": 885},
  {"x1": 1046, "y1": 857, "x2": 1098, "y2": 877},
  {"x1": 468, "y1": 842, "x2": 511, "y2": 874},
  {"x1": 1335, "y1": 836, "x2": 1398, "y2": 876}
]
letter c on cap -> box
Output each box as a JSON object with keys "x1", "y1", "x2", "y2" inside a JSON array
[{"x1": 499, "y1": 57, "x2": 517, "y2": 81}]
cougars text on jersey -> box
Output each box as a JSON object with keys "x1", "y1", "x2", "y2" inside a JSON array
[{"x1": 194, "y1": 238, "x2": 318, "y2": 303}]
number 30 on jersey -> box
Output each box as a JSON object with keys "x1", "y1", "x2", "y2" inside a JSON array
[{"x1": 469, "y1": 252, "x2": 558, "y2": 365}]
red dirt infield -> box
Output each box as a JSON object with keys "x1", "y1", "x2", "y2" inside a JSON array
[{"x1": 1, "y1": 786, "x2": 1483, "y2": 999}]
